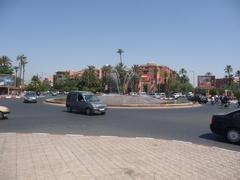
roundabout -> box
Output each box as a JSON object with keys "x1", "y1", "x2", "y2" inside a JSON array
[{"x1": 44, "y1": 94, "x2": 201, "y2": 109}]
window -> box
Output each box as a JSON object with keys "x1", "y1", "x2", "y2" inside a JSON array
[
  {"x1": 78, "y1": 94, "x2": 83, "y2": 101},
  {"x1": 233, "y1": 113, "x2": 240, "y2": 120}
]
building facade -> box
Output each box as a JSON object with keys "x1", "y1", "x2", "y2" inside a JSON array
[
  {"x1": 197, "y1": 75, "x2": 216, "y2": 90},
  {"x1": 138, "y1": 63, "x2": 175, "y2": 93}
]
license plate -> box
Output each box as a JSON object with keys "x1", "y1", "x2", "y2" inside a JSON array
[{"x1": 99, "y1": 108, "x2": 105, "y2": 111}]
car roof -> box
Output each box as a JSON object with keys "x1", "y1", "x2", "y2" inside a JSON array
[{"x1": 69, "y1": 91, "x2": 94, "y2": 95}]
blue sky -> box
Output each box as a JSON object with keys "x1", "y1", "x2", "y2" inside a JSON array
[{"x1": 0, "y1": 0, "x2": 240, "y2": 83}]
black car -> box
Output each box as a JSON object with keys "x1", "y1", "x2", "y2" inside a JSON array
[
  {"x1": 210, "y1": 109, "x2": 240, "y2": 143},
  {"x1": 188, "y1": 94, "x2": 208, "y2": 104}
]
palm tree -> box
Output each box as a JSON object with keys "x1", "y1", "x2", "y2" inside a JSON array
[
  {"x1": 179, "y1": 68, "x2": 187, "y2": 76},
  {"x1": 22, "y1": 59, "x2": 28, "y2": 87},
  {"x1": 205, "y1": 72, "x2": 212, "y2": 76},
  {"x1": 17, "y1": 54, "x2": 27, "y2": 88},
  {"x1": 236, "y1": 70, "x2": 240, "y2": 88},
  {"x1": 101, "y1": 64, "x2": 112, "y2": 92},
  {"x1": 0, "y1": 56, "x2": 12, "y2": 67},
  {"x1": 224, "y1": 65, "x2": 233, "y2": 86},
  {"x1": 179, "y1": 68, "x2": 188, "y2": 84},
  {"x1": 13, "y1": 66, "x2": 19, "y2": 87},
  {"x1": 117, "y1": 49, "x2": 124, "y2": 64}
]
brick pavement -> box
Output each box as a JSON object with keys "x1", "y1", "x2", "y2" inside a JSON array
[{"x1": 0, "y1": 133, "x2": 239, "y2": 180}]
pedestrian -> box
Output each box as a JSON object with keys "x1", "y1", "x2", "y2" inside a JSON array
[{"x1": 211, "y1": 96, "x2": 215, "y2": 105}]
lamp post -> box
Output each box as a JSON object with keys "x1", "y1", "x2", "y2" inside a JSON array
[{"x1": 189, "y1": 70, "x2": 195, "y2": 87}]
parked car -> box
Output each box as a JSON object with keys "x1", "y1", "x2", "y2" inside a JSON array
[
  {"x1": 0, "y1": 106, "x2": 10, "y2": 119},
  {"x1": 51, "y1": 91, "x2": 58, "y2": 96},
  {"x1": 149, "y1": 93, "x2": 160, "y2": 98},
  {"x1": 172, "y1": 92, "x2": 182, "y2": 99},
  {"x1": 23, "y1": 91, "x2": 37, "y2": 103},
  {"x1": 129, "y1": 92, "x2": 138, "y2": 96},
  {"x1": 210, "y1": 109, "x2": 240, "y2": 143},
  {"x1": 139, "y1": 92, "x2": 147, "y2": 96},
  {"x1": 66, "y1": 91, "x2": 107, "y2": 115},
  {"x1": 189, "y1": 94, "x2": 208, "y2": 104}
]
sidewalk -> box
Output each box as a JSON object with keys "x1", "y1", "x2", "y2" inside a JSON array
[{"x1": 0, "y1": 133, "x2": 239, "y2": 180}]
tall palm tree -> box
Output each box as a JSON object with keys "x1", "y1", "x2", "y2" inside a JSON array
[
  {"x1": 179, "y1": 68, "x2": 187, "y2": 84},
  {"x1": 236, "y1": 70, "x2": 240, "y2": 88},
  {"x1": 13, "y1": 66, "x2": 19, "y2": 87},
  {"x1": 117, "y1": 49, "x2": 124, "y2": 64},
  {"x1": 22, "y1": 59, "x2": 28, "y2": 86},
  {"x1": 17, "y1": 54, "x2": 27, "y2": 88},
  {"x1": 224, "y1": 65, "x2": 233, "y2": 86},
  {"x1": 179, "y1": 68, "x2": 187, "y2": 77}
]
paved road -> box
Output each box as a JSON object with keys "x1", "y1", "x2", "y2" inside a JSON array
[{"x1": 0, "y1": 97, "x2": 239, "y2": 151}]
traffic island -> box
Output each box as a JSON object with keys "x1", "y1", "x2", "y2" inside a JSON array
[{"x1": 45, "y1": 95, "x2": 201, "y2": 109}]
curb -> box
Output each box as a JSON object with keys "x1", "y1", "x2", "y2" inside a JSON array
[{"x1": 45, "y1": 98, "x2": 201, "y2": 109}]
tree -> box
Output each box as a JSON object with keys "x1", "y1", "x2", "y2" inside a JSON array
[
  {"x1": 0, "y1": 56, "x2": 13, "y2": 74},
  {"x1": 13, "y1": 66, "x2": 19, "y2": 87},
  {"x1": 17, "y1": 54, "x2": 27, "y2": 87},
  {"x1": 224, "y1": 65, "x2": 233, "y2": 86},
  {"x1": 22, "y1": 58, "x2": 28, "y2": 86},
  {"x1": 77, "y1": 65, "x2": 102, "y2": 92},
  {"x1": 101, "y1": 65, "x2": 113, "y2": 93},
  {"x1": 205, "y1": 72, "x2": 212, "y2": 76},
  {"x1": 235, "y1": 70, "x2": 240, "y2": 88},
  {"x1": 129, "y1": 65, "x2": 141, "y2": 92},
  {"x1": 0, "y1": 56, "x2": 12, "y2": 67},
  {"x1": 25, "y1": 75, "x2": 42, "y2": 92},
  {"x1": 209, "y1": 88, "x2": 217, "y2": 96},
  {"x1": 179, "y1": 68, "x2": 189, "y2": 84},
  {"x1": 114, "y1": 62, "x2": 127, "y2": 93},
  {"x1": 117, "y1": 49, "x2": 124, "y2": 64},
  {"x1": 234, "y1": 91, "x2": 240, "y2": 100},
  {"x1": 194, "y1": 87, "x2": 207, "y2": 95}
]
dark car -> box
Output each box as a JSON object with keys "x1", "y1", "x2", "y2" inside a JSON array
[
  {"x1": 23, "y1": 91, "x2": 37, "y2": 103},
  {"x1": 210, "y1": 109, "x2": 240, "y2": 143},
  {"x1": 66, "y1": 91, "x2": 107, "y2": 115},
  {"x1": 189, "y1": 94, "x2": 208, "y2": 104}
]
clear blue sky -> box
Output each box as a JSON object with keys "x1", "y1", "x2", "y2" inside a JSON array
[{"x1": 0, "y1": 0, "x2": 240, "y2": 83}]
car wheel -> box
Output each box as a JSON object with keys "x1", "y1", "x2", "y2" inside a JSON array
[
  {"x1": 67, "y1": 106, "x2": 72, "y2": 112},
  {"x1": 226, "y1": 129, "x2": 240, "y2": 143},
  {"x1": 101, "y1": 112, "x2": 106, "y2": 115},
  {"x1": 85, "y1": 108, "x2": 91, "y2": 116},
  {"x1": 0, "y1": 112, "x2": 3, "y2": 119}
]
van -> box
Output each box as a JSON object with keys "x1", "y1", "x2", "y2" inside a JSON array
[{"x1": 66, "y1": 91, "x2": 107, "y2": 115}]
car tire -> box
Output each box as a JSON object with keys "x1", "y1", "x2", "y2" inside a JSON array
[
  {"x1": 85, "y1": 108, "x2": 91, "y2": 116},
  {"x1": 67, "y1": 106, "x2": 72, "y2": 113},
  {"x1": 0, "y1": 112, "x2": 3, "y2": 119},
  {"x1": 101, "y1": 112, "x2": 106, "y2": 115},
  {"x1": 226, "y1": 129, "x2": 240, "y2": 143}
]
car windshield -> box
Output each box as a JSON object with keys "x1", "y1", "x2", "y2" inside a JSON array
[
  {"x1": 26, "y1": 92, "x2": 36, "y2": 96},
  {"x1": 84, "y1": 95, "x2": 100, "y2": 102}
]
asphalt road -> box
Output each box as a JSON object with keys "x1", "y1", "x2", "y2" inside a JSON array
[{"x1": 0, "y1": 97, "x2": 239, "y2": 151}]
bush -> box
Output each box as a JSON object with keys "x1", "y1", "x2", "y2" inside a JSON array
[{"x1": 234, "y1": 91, "x2": 240, "y2": 100}]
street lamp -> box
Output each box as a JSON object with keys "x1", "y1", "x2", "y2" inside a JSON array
[{"x1": 189, "y1": 70, "x2": 195, "y2": 87}]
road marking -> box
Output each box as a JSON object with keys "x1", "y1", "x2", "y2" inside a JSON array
[
  {"x1": 66, "y1": 134, "x2": 84, "y2": 137},
  {"x1": 211, "y1": 146, "x2": 240, "y2": 154},
  {"x1": 0, "y1": 132, "x2": 16, "y2": 135},
  {"x1": 99, "y1": 136, "x2": 118, "y2": 138},
  {"x1": 32, "y1": 133, "x2": 49, "y2": 135},
  {"x1": 172, "y1": 140, "x2": 193, "y2": 144}
]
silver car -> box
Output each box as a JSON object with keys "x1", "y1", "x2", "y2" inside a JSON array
[
  {"x1": 23, "y1": 92, "x2": 37, "y2": 103},
  {"x1": 66, "y1": 91, "x2": 107, "y2": 115}
]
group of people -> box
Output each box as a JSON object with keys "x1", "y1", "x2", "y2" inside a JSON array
[{"x1": 210, "y1": 95, "x2": 240, "y2": 108}]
